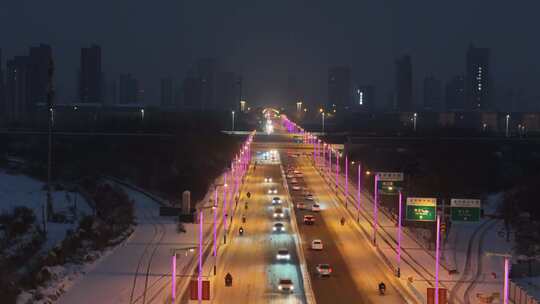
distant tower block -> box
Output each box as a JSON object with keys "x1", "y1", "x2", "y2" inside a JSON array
[{"x1": 182, "y1": 190, "x2": 191, "y2": 214}]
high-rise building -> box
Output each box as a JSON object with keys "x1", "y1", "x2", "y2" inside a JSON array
[
  {"x1": 0, "y1": 48, "x2": 4, "y2": 117},
  {"x1": 118, "y1": 73, "x2": 139, "y2": 104},
  {"x1": 354, "y1": 85, "x2": 375, "y2": 112},
  {"x1": 395, "y1": 55, "x2": 413, "y2": 112},
  {"x1": 466, "y1": 44, "x2": 490, "y2": 110},
  {"x1": 160, "y1": 77, "x2": 174, "y2": 107},
  {"x1": 423, "y1": 76, "x2": 442, "y2": 111},
  {"x1": 216, "y1": 72, "x2": 238, "y2": 111},
  {"x1": 5, "y1": 56, "x2": 31, "y2": 122},
  {"x1": 104, "y1": 80, "x2": 117, "y2": 105},
  {"x1": 79, "y1": 45, "x2": 102, "y2": 103},
  {"x1": 5, "y1": 44, "x2": 52, "y2": 122},
  {"x1": 444, "y1": 75, "x2": 465, "y2": 111},
  {"x1": 183, "y1": 76, "x2": 202, "y2": 109},
  {"x1": 328, "y1": 66, "x2": 351, "y2": 109},
  {"x1": 198, "y1": 58, "x2": 218, "y2": 110}
]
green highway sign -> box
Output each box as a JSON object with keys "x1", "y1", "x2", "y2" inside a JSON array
[
  {"x1": 376, "y1": 172, "x2": 404, "y2": 196},
  {"x1": 451, "y1": 199, "x2": 481, "y2": 222},
  {"x1": 406, "y1": 197, "x2": 437, "y2": 222}
]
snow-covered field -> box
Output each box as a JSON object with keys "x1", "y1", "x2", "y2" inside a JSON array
[{"x1": 0, "y1": 170, "x2": 93, "y2": 253}]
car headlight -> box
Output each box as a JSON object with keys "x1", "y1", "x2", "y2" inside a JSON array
[
  {"x1": 286, "y1": 254, "x2": 290, "y2": 259},
  {"x1": 273, "y1": 214, "x2": 277, "y2": 217},
  {"x1": 278, "y1": 286, "x2": 282, "y2": 290},
  {"x1": 290, "y1": 286, "x2": 294, "y2": 290},
  {"x1": 273, "y1": 227, "x2": 276, "y2": 231}
]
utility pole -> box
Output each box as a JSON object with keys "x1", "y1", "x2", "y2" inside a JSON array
[{"x1": 45, "y1": 55, "x2": 55, "y2": 235}]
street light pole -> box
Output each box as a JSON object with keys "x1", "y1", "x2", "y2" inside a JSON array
[
  {"x1": 345, "y1": 156, "x2": 349, "y2": 207},
  {"x1": 357, "y1": 162, "x2": 361, "y2": 222},
  {"x1": 505, "y1": 114, "x2": 510, "y2": 138},
  {"x1": 413, "y1": 113, "x2": 418, "y2": 132},
  {"x1": 322, "y1": 112, "x2": 325, "y2": 134},
  {"x1": 486, "y1": 252, "x2": 512, "y2": 304},
  {"x1": 397, "y1": 191, "x2": 403, "y2": 277},
  {"x1": 435, "y1": 214, "x2": 441, "y2": 304},
  {"x1": 373, "y1": 174, "x2": 379, "y2": 245},
  {"x1": 231, "y1": 110, "x2": 235, "y2": 132},
  {"x1": 198, "y1": 211, "x2": 203, "y2": 304},
  {"x1": 222, "y1": 174, "x2": 228, "y2": 244}
]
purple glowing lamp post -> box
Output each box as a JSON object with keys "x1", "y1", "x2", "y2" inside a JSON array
[
  {"x1": 345, "y1": 155, "x2": 348, "y2": 207},
  {"x1": 172, "y1": 253, "x2": 176, "y2": 302},
  {"x1": 213, "y1": 188, "x2": 218, "y2": 275},
  {"x1": 328, "y1": 148, "x2": 332, "y2": 176},
  {"x1": 198, "y1": 211, "x2": 203, "y2": 303},
  {"x1": 435, "y1": 214, "x2": 441, "y2": 304},
  {"x1": 335, "y1": 152, "x2": 339, "y2": 193},
  {"x1": 356, "y1": 162, "x2": 361, "y2": 222},
  {"x1": 504, "y1": 257, "x2": 509, "y2": 304},
  {"x1": 397, "y1": 191, "x2": 403, "y2": 278},
  {"x1": 373, "y1": 173, "x2": 379, "y2": 245},
  {"x1": 222, "y1": 174, "x2": 228, "y2": 244}
]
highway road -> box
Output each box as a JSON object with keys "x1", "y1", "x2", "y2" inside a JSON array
[
  {"x1": 282, "y1": 151, "x2": 410, "y2": 304},
  {"x1": 212, "y1": 150, "x2": 307, "y2": 304}
]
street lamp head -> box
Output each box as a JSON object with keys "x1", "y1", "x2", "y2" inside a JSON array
[{"x1": 365, "y1": 170, "x2": 371, "y2": 175}]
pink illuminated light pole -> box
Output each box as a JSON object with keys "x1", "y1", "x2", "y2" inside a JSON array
[
  {"x1": 504, "y1": 256, "x2": 509, "y2": 304},
  {"x1": 357, "y1": 162, "x2": 362, "y2": 221},
  {"x1": 373, "y1": 173, "x2": 379, "y2": 245},
  {"x1": 172, "y1": 253, "x2": 176, "y2": 302},
  {"x1": 222, "y1": 173, "x2": 228, "y2": 244},
  {"x1": 345, "y1": 155, "x2": 348, "y2": 207},
  {"x1": 335, "y1": 152, "x2": 339, "y2": 193},
  {"x1": 435, "y1": 214, "x2": 441, "y2": 304},
  {"x1": 198, "y1": 211, "x2": 203, "y2": 303},
  {"x1": 397, "y1": 191, "x2": 403, "y2": 277}
]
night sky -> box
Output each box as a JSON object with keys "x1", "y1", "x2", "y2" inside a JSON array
[{"x1": 2, "y1": 0, "x2": 539, "y2": 109}]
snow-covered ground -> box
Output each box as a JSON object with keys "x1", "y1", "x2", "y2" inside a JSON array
[
  {"x1": 0, "y1": 170, "x2": 93, "y2": 252},
  {"x1": 55, "y1": 172, "x2": 237, "y2": 304}
]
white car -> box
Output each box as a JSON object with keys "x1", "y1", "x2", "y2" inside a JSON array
[
  {"x1": 291, "y1": 178, "x2": 298, "y2": 184},
  {"x1": 264, "y1": 177, "x2": 273, "y2": 183},
  {"x1": 311, "y1": 239, "x2": 323, "y2": 250},
  {"x1": 276, "y1": 248, "x2": 291, "y2": 260},
  {"x1": 295, "y1": 173, "x2": 304, "y2": 178},
  {"x1": 296, "y1": 202, "x2": 306, "y2": 210},
  {"x1": 278, "y1": 278, "x2": 294, "y2": 292},
  {"x1": 273, "y1": 222, "x2": 285, "y2": 232},
  {"x1": 293, "y1": 170, "x2": 300, "y2": 174},
  {"x1": 286, "y1": 174, "x2": 294, "y2": 179},
  {"x1": 272, "y1": 197, "x2": 282, "y2": 204},
  {"x1": 305, "y1": 194, "x2": 314, "y2": 200},
  {"x1": 273, "y1": 207, "x2": 284, "y2": 218},
  {"x1": 268, "y1": 188, "x2": 278, "y2": 194},
  {"x1": 316, "y1": 264, "x2": 332, "y2": 277},
  {"x1": 292, "y1": 185, "x2": 301, "y2": 191},
  {"x1": 311, "y1": 203, "x2": 321, "y2": 212}
]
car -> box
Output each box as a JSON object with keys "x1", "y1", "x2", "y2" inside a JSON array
[
  {"x1": 291, "y1": 178, "x2": 298, "y2": 184},
  {"x1": 272, "y1": 197, "x2": 282, "y2": 204},
  {"x1": 273, "y1": 207, "x2": 284, "y2": 218},
  {"x1": 316, "y1": 264, "x2": 333, "y2": 277},
  {"x1": 295, "y1": 173, "x2": 304, "y2": 178},
  {"x1": 296, "y1": 202, "x2": 306, "y2": 210},
  {"x1": 264, "y1": 177, "x2": 273, "y2": 183},
  {"x1": 305, "y1": 194, "x2": 314, "y2": 200},
  {"x1": 293, "y1": 170, "x2": 300, "y2": 174},
  {"x1": 267, "y1": 188, "x2": 278, "y2": 194},
  {"x1": 276, "y1": 248, "x2": 290, "y2": 260},
  {"x1": 278, "y1": 278, "x2": 294, "y2": 292},
  {"x1": 292, "y1": 185, "x2": 301, "y2": 191},
  {"x1": 311, "y1": 203, "x2": 321, "y2": 212},
  {"x1": 311, "y1": 239, "x2": 323, "y2": 250},
  {"x1": 273, "y1": 222, "x2": 285, "y2": 232},
  {"x1": 286, "y1": 174, "x2": 294, "y2": 179},
  {"x1": 303, "y1": 215, "x2": 315, "y2": 225}
]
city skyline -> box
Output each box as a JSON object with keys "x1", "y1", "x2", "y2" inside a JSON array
[{"x1": 1, "y1": 1, "x2": 540, "y2": 110}]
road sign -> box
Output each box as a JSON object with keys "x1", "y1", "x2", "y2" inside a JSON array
[
  {"x1": 427, "y1": 288, "x2": 447, "y2": 304},
  {"x1": 406, "y1": 197, "x2": 437, "y2": 222},
  {"x1": 451, "y1": 199, "x2": 481, "y2": 222},
  {"x1": 376, "y1": 172, "x2": 404, "y2": 195}
]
